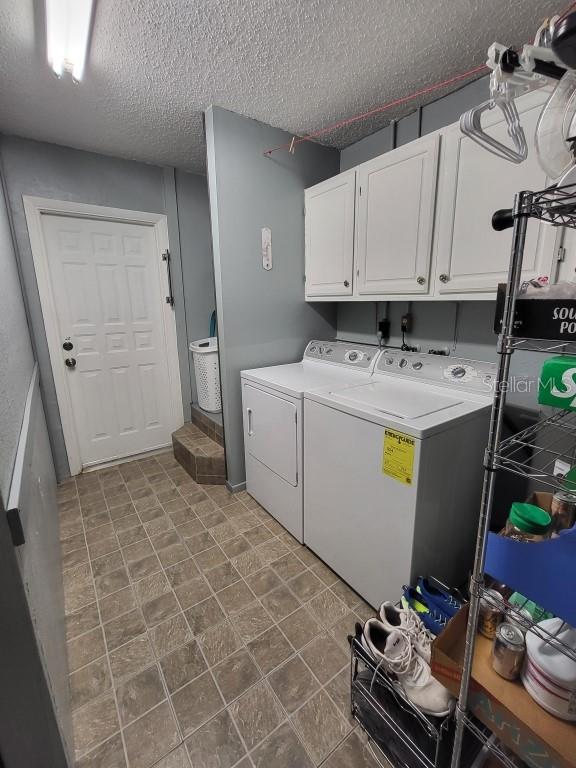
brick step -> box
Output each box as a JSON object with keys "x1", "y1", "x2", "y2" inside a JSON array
[{"x1": 172, "y1": 423, "x2": 226, "y2": 485}]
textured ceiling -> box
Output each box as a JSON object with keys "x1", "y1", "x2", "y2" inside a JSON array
[{"x1": 0, "y1": 0, "x2": 563, "y2": 171}]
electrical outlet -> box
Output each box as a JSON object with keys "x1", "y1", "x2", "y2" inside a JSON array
[
  {"x1": 378, "y1": 319, "x2": 390, "y2": 339},
  {"x1": 401, "y1": 313, "x2": 412, "y2": 333}
]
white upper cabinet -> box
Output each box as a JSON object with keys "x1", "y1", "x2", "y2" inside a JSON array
[
  {"x1": 304, "y1": 90, "x2": 559, "y2": 302},
  {"x1": 305, "y1": 170, "x2": 356, "y2": 297},
  {"x1": 356, "y1": 134, "x2": 440, "y2": 295},
  {"x1": 434, "y1": 90, "x2": 556, "y2": 294}
]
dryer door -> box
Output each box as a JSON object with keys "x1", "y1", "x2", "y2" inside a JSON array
[{"x1": 243, "y1": 383, "x2": 298, "y2": 486}]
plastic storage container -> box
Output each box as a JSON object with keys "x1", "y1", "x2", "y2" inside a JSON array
[{"x1": 189, "y1": 337, "x2": 222, "y2": 413}]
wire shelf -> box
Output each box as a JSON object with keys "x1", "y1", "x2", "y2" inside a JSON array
[
  {"x1": 451, "y1": 181, "x2": 576, "y2": 768},
  {"x1": 351, "y1": 636, "x2": 446, "y2": 738},
  {"x1": 493, "y1": 409, "x2": 576, "y2": 489},
  {"x1": 479, "y1": 586, "x2": 576, "y2": 663},
  {"x1": 350, "y1": 635, "x2": 456, "y2": 768},
  {"x1": 506, "y1": 336, "x2": 576, "y2": 355},
  {"x1": 523, "y1": 182, "x2": 576, "y2": 229}
]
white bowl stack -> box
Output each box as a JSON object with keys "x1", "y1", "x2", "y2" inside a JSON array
[{"x1": 521, "y1": 618, "x2": 576, "y2": 721}]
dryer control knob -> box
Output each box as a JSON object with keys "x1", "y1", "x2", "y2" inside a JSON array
[
  {"x1": 452, "y1": 366, "x2": 467, "y2": 378},
  {"x1": 398, "y1": 358, "x2": 408, "y2": 368},
  {"x1": 385, "y1": 357, "x2": 393, "y2": 365},
  {"x1": 348, "y1": 351, "x2": 359, "y2": 361},
  {"x1": 412, "y1": 361, "x2": 423, "y2": 370}
]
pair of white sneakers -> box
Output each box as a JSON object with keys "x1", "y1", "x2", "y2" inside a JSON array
[{"x1": 361, "y1": 602, "x2": 453, "y2": 717}]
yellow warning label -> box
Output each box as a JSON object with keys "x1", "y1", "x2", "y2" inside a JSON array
[{"x1": 382, "y1": 429, "x2": 415, "y2": 485}]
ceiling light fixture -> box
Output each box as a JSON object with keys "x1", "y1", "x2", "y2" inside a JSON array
[{"x1": 45, "y1": 0, "x2": 95, "y2": 82}]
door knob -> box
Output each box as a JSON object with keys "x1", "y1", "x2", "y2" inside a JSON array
[
  {"x1": 63, "y1": 341, "x2": 73, "y2": 351},
  {"x1": 343, "y1": 280, "x2": 350, "y2": 288},
  {"x1": 65, "y1": 358, "x2": 77, "y2": 369},
  {"x1": 417, "y1": 276, "x2": 426, "y2": 285},
  {"x1": 439, "y1": 274, "x2": 450, "y2": 283}
]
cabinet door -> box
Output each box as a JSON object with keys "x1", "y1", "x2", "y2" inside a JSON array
[
  {"x1": 435, "y1": 91, "x2": 557, "y2": 294},
  {"x1": 305, "y1": 170, "x2": 355, "y2": 297},
  {"x1": 356, "y1": 134, "x2": 440, "y2": 295}
]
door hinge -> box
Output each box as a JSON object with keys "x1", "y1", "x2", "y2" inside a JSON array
[
  {"x1": 7, "y1": 508, "x2": 25, "y2": 547},
  {"x1": 557, "y1": 245, "x2": 566, "y2": 263}
]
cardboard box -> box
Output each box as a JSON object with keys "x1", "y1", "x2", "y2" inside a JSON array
[
  {"x1": 431, "y1": 607, "x2": 576, "y2": 768},
  {"x1": 526, "y1": 492, "x2": 554, "y2": 515}
]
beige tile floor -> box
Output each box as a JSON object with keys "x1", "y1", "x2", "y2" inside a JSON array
[{"x1": 59, "y1": 451, "x2": 385, "y2": 768}]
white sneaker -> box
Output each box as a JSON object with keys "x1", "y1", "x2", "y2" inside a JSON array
[
  {"x1": 379, "y1": 602, "x2": 434, "y2": 663},
  {"x1": 361, "y1": 619, "x2": 453, "y2": 718}
]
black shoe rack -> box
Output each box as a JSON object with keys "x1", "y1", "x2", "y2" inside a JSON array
[{"x1": 350, "y1": 635, "x2": 485, "y2": 768}]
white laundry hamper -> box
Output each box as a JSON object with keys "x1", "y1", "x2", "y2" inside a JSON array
[{"x1": 189, "y1": 337, "x2": 222, "y2": 413}]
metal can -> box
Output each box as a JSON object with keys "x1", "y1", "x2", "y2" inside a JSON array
[
  {"x1": 507, "y1": 607, "x2": 533, "y2": 636},
  {"x1": 551, "y1": 491, "x2": 576, "y2": 534},
  {"x1": 492, "y1": 623, "x2": 525, "y2": 680},
  {"x1": 479, "y1": 589, "x2": 504, "y2": 639}
]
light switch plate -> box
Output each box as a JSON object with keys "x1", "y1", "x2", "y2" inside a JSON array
[{"x1": 261, "y1": 227, "x2": 272, "y2": 270}]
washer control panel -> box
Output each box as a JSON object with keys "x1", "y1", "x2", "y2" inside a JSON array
[
  {"x1": 304, "y1": 341, "x2": 377, "y2": 369},
  {"x1": 375, "y1": 349, "x2": 497, "y2": 393}
]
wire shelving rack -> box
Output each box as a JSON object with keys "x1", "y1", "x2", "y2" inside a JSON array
[{"x1": 450, "y1": 182, "x2": 576, "y2": 768}]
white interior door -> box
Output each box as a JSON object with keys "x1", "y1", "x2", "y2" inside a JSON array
[
  {"x1": 28, "y1": 202, "x2": 183, "y2": 472},
  {"x1": 356, "y1": 134, "x2": 439, "y2": 295},
  {"x1": 305, "y1": 170, "x2": 356, "y2": 297}
]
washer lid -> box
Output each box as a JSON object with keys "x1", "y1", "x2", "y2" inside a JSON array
[{"x1": 327, "y1": 380, "x2": 463, "y2": 419}]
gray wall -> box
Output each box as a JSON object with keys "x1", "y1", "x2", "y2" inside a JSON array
[
  {"x1": 340, "y1": 77, "x2": 488, "y2": 170},
  {"x1": 0, "y1": 171, "x2": 72, "y2": 764},
  {"x1": 175, "y1": 169, "x2": 216, "y2": 404},
  {"x1": 0, "y1": 171, "x2": 35, "y2": 499},
  {"x1": 205, "y1": 106, "x2": 339, "y2": 488},
  {"x1": 0, "y1": 135, "x2": 212, "y2": 478}
]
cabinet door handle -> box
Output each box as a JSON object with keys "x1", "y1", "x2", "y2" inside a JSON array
[
  {"x1": 417, "y1": 276, "x2": 426, "y2": 285},
  {"x1": 247, "y1": 408, "x2": 253, "y2": 436},
  {"x1": 439, "y1": 274, "x2": 450, "y2": 283},
  {"x1": 343, "y1": 280, "x2": 350, "y2": 288}
]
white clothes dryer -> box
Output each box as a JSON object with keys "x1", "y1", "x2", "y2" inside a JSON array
[{"x1": 241, "y1": 341, "x2": 381, "y2": 542}]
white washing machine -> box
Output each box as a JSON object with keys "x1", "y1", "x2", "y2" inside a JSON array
[
  {"x1": 304, "y1": 349, "x2": 497, "y2": 607},
  {"x1": 241, "y1": 341, "x2": 382, "y2": 542}
]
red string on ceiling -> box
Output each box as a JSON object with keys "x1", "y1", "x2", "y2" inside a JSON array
[
  {"x1": 263, "y1": 63, "x2": 488, "y2": 157},
  {"x1": 263, "y1": 0, "x2": 576, "y2": 158}
]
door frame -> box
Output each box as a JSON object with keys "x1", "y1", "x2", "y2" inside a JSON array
[{"x1": 23, "y1": 196, "x2": 183, "y2": 475}]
